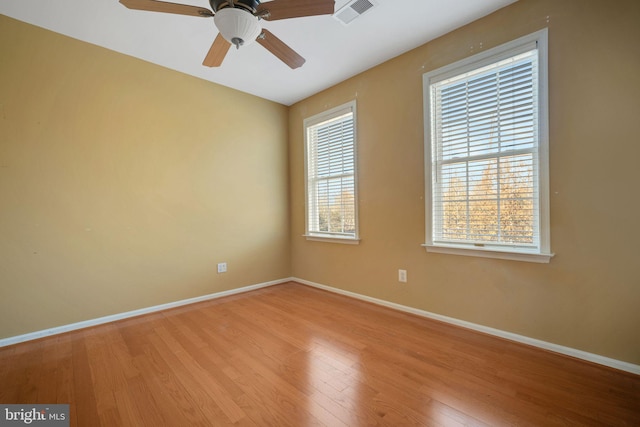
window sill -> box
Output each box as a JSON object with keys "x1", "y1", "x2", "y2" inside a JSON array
[
  {"x1": 422, "y1": 243, "x2": 554, "y2": 263},
  {"x1": 304, "y1": 235, "x2": 360, "y2": 245}
]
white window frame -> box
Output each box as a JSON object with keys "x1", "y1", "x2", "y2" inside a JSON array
[
  {"x1": 422, "y1": 29, "x2": 553, "y2": 263},
  {"x1": 304, "y1": 101, "x2": 360, "y2": 244}
]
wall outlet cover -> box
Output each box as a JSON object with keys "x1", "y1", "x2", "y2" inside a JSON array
[{"x1": 399, "y1": 269, "x2": 407, "y2": 283}]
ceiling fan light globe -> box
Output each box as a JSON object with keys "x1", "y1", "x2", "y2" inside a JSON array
[{"x1": 214, "y1": 8, "x2": 262, "y2": 48}]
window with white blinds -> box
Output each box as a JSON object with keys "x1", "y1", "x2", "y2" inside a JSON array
[
  {"x1": 304, "y1": 101, "x2": 359, "y2": 242},
  {"x1": 423, "y1": 30, "x2": 552, "y2": 262}
]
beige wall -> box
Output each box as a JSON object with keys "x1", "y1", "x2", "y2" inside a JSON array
[
  {"x1": 289, "y1": 0, "x2": 640, "y2": 365},
  {"x1": 0, "y1": 16, "x2": 290, "y2": 338}
]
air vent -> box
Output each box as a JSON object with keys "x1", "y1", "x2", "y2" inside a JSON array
[{"x1": 333, "y1": 0, "x2": 378, "y2": 25}]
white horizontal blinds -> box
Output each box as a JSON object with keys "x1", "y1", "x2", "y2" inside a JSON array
[
  {"x1": 307, "y1": 110, "x2": 356, "y2": 236},
  {"x1": 432, "y1": 48, "x2": 539, "y2": 249}
]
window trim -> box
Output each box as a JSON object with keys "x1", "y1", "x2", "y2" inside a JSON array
[
  {"x1": 422, "y1": 29, "x2": 553, "y2": 263},
  {"x1": 303, "y1": 100, "x2": 360, "y2": 244}
]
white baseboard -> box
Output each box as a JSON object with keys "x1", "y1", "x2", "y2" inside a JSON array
[
  {"x1": 3, "y1": 276, "x2": 638, "y2": 376},
  {"x1": 0, "y1": 278, "x2": 290, "y2": 348},
  {"x1": 293, "y1": 277, "x2": 640, "y2": 376}
]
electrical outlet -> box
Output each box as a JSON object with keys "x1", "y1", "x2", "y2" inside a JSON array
[
  {"x1": 217, "y1": 262, "x2": 227, "y2": 273},
  {"x1": 398, "y1": 269, "x2": 407, "y2": 283}
]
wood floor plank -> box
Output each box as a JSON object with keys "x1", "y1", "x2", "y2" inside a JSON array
[
  {"x1": 121, "y1": 374, "x2": 166, "y2": 426},
  {"x1": 70, "y1": 336, "x2": 100, "y2": 425},
  {"x1": 0, "y1": 282, "x2": 638, "y2": 426},
  {"x1": 197, "y1": 311, "x2": 346, "y2": 425},
  {"x1": 149, "y1": 327, "x2": 249, "y2": 425},
  {"x1": 130, "y1": 348, "x2": 209, "y2": 426}
]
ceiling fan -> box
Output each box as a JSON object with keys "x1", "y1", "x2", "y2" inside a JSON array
[{"x1": 119, "y1": 0, "x2": 335, "y2": 69}]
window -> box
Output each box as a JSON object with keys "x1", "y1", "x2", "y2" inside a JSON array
[
  {"x1": 304, "y1": 101, "x2": 359, "y2": 243},
  {"x1": 423, "y1": 30, "x2": 552, "y2": 262}
]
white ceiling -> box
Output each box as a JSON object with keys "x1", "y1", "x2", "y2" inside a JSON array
[{"x1": 1, "y1": 0, "x2": 517, "y2": 105}]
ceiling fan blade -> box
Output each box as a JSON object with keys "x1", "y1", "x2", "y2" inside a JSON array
[
  {"x1": 203, "y1": 33, "x2": 231, "y2": 67},
  {"x1": 119, "y1": 0, "x2": 213, "y2": 17},
  {"x1": 256, "y1": 29, "x2": 305, "y2": 69},
  {"x1": 257, "y1": 0, "x2": 335, "y2": 21}
]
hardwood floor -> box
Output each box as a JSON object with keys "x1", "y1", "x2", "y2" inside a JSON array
[{"x1": 1, "y1": 282, "x2": 638, "y2": 426}]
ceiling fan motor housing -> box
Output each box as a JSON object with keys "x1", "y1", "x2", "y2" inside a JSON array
[{"x1": 210, "y1": 0, "x2": 260, "y2": 13}]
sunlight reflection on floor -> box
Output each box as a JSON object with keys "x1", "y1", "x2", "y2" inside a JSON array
[{"x1": 306, "y1": 335, "x2": 363, "y2": 425}]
